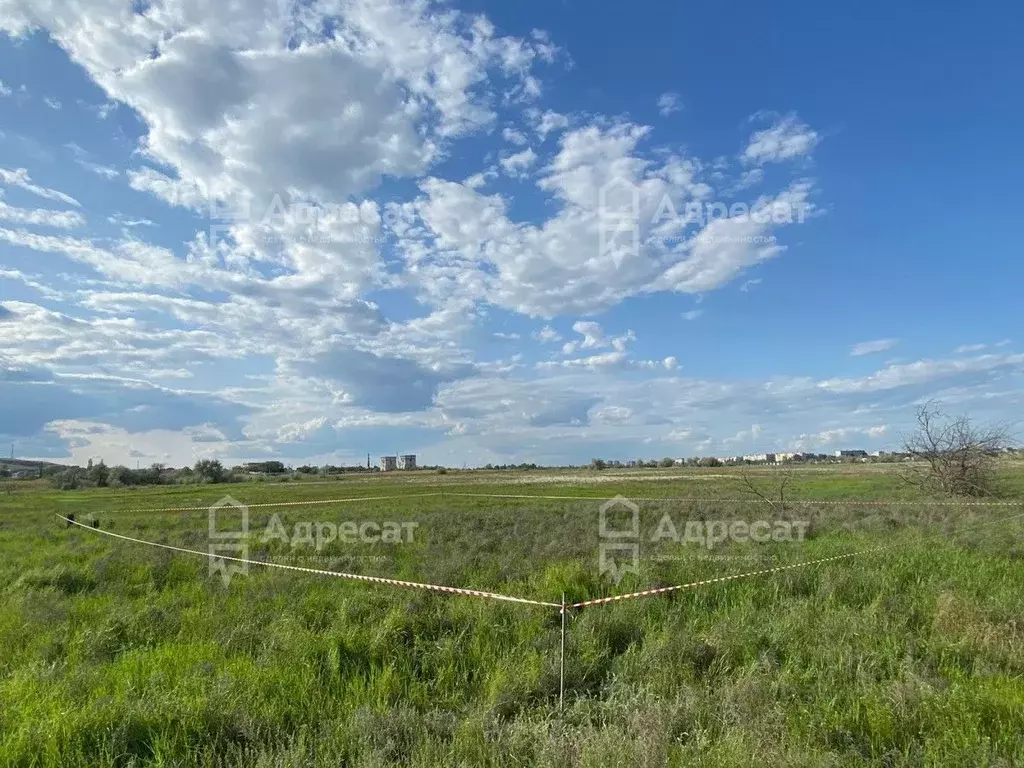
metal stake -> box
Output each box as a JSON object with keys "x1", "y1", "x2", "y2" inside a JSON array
[{"x1": 559, "y1": 592, "x2": 566, "y2": 711}]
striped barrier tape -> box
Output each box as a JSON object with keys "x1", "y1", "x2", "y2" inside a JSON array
[
  {"x1": 56, "y1": 514, "x2": 559, "y2": 608},
  {"x1": 570, "y1": 548, "x2": 886, "y2": 608},
  {"x1": 58, "y1": 504, "x2": 1024, "y2": 613},
  {"x1": 69, "y1": 492, "x2": 1021, "y2": 517},
  {"x1": 571, "y1": 507, "x2": 1024, "y2": 609},
  {"x1": 444, "y1": 492, "x2": 1022, "y2": 507}
]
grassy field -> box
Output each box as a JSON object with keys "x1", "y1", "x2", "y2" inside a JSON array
[{"x1": 1, "y1": 465, "x2": 1022, "y2": 766}]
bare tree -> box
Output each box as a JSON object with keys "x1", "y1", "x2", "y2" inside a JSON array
[
  {"x1": 735, "y1": 464, "x2": 794, "y2": 512},
  {"x1": 900, "y1": 401, "x2": 1012, "y2": 497}
]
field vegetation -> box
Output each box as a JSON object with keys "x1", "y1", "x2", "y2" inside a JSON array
[{"x1": 1, "y1": 464, "x2": 1022, "y2": 766}]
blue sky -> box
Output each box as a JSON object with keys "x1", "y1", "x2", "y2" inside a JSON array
[{"x1": 0, "y1": 0, "x2": 1021, "y2": 468}]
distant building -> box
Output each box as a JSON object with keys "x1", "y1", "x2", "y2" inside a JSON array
[
  {"x1": 398, "y1": 454, "x2": 417, "y2": 470},
  {"x1": 380, "y1": 455, "x2": 397, "y2": 471},
  {"x1": 743, "y1": 453, "x2": 776, "y2": 463},
  {"x1": 835, "y1": 449, "x2": 869, "y2": 459},
  {"x1": 776, "y1": 452, "x2": 814, "y2": 462}
]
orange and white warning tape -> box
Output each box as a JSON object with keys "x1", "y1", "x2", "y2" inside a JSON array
[
  {"x1": 569, "y1": 548, "x2": 886, "y2": 608},
  {"x1": 75, "y1": 492, "x2": 1021, "y2": 517},
  {"x1": 570, "y1": 507, "x2": 1024, "y2": 609},
  {"x1": 56, "y1": 514, "x2": 559, "y2": 608},
  {"x1": 58, "y1": 504, "x2": 1024, "y2": 613},
  {"x1": 445, "y1": 492, "x2": 1020, "y2": 507}
]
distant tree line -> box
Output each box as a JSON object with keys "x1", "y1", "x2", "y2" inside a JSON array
[
  {"x1": 44, "y1": 458, "x2": 453, "y2": 489},
  {"x1": 51, "y1": 459, "x2": 238, "y2": 490}
]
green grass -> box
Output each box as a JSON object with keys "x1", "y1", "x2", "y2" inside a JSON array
[{"x1": 1, "y1": 466, "x2": 1022, "y2": 766}]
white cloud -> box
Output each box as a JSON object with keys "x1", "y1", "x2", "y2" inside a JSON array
[
  {"x1": 739, "y1": 278, "x2": 761, "y2": 292},
  {"x1": 534, "y1": 325, "x2": 561, "y2": 343},
  {"x1": 0, "y1": 80, "x2": 11, "y2": 97},
  {"x1": 0, "y1": 198, "x2": 85, "y2": 229},
  {"x1": 404, "y1": 121, "x2": 816, "y2": 318},
  {"x1": 733, "y1": 168, "x2": 763, "y2": 190},
  {"x1": 850, "y1": 338, "x2": 898, "y2": 356},
  {"x1": 793, "y1": 424, "x2": 888, "y2": 449},
  {"x1": 819, "y1": 352, "x2": 1024, "y2": 393},
  {"x1": 0, "y1": 168, "x2": 80, "y2": 207},
  {"x1": 108, "y1": 213, "x2": 155, "y2": 228},
  {"x1": 743, "y1": 113, "x2": 819, "y2": 164},
  {"x1": 681, "y1": 309, "x2": 703, "y2": 321},
  {"x1": 2, "y1": 0, "x2": 553, "y2": 218},
  {"x1": 556, "y1": 322, "x2": 635, "y2": 370},
  {"x1": 78, "y1": 160, "x2": 119, "y2": 179},
  {"x1": 43, "y1": 96, "x2": 61, "y2": 110},
  {"x1": 528, "y1": 108, "x2": 569, "y2": 139},
  {"x1": 10, "y1": 1, "x2": 1006, "y2": 468},
  {"x1": 657, "y1": 92, "x2": 682, "y2": 116},
  {"x1": 955, "y1": 343, "x2": 987, "y2": 354},
  {"x1": 499, "y1": 147, "x2": 537, "y2": 177},
  {"x1": 503, "y1": 127, "x2": 528, "y2": 145},
  {"x1": 64, "y1": 143, "x2": 120, "y2": 179}
]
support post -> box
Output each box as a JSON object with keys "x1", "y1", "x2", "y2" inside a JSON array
[{"x1": 559, "y1": 592, "x2": 566, "y2": 711}]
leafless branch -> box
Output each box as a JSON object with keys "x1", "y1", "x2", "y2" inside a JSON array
[
  {"x1": 899, "y1": 400, "x2": 1012, "y2": 497},
  {"x1": 735, "y1": 464, "x2": 793, "y2": 512}
]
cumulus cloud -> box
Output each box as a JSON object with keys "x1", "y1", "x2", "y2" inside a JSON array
[
  {"x1": 5, "y1": 0, "x2": 1005, "y2": 467},
  {"x1": 400, "y1": 120, "x2": 816, "y2": 318},
  {"x1": 499, "y1": 147, "x2": 537, "y2": 177},
  {"x1": 528, "y1": 108, "x2": 569, "y2": 139},
  {"x1": 657, "y1": 92, "x2": 682, "y2": 116},
  {"x1": 743, "y1": 113, "x2": 819, "y2": 164},
  {"x1": 534, "y1": 325, "x2": 561, "y2": 343},
  {"x1": 503, "y1": 127, "x2": 528, "y2": 145},
  {"x1": 560, "y1": 321, "x2": 633, "y2": 355},
  {"x1": 293, "y1": 347, "x2": 472, "y2": 413}
]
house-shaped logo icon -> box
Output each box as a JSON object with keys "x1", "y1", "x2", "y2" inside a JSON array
[{"x1": 597, "y1": 177, "x2": 641, "y2": 268}]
